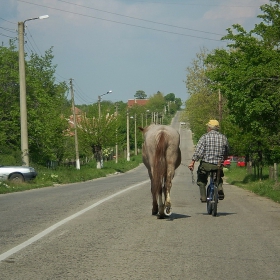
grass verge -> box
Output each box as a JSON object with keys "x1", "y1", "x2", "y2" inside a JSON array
[
  {"x1": 224, "y1": 165, "x2": 280, "y2": 203},
  {"x1": 0, "y1": 155, "x2": 143, "y2": 194}
]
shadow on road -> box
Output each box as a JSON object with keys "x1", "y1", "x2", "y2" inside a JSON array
[
  {"x1": 164, "y1": 213, "x2": 191, "y2": 221},
  {"x1": 200, "y1": 212, "x2": 237, "y2": 216}
]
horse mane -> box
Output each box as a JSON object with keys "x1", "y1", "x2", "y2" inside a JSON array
[{"x1": 152, "y1": 131, "x2": 168, "y2": 198}]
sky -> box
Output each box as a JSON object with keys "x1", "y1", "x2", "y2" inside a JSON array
[{"x1": 0, "y1": 0, "x2": 270, "y2": 105}]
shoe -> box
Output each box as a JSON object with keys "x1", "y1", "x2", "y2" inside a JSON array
[{"x1": 218, "y1": 190, "x2": 224, "y2": 200}]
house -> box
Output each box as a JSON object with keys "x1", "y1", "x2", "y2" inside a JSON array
[{"x1": 127, "y1": 99, "x2": 149, "y2": 107}]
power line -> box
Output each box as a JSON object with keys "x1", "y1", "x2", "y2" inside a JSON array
[
  {"x1": 25, "y1": 26, "x2": 42, "y2": 55},
  {"x1": 73, "y1": 80, "x2": 95, "y2": 104},
  {"x1": 0, "y1": 17, "x2": 16, "y2": 24},
  {"x1": 123, "y1": 1, "x2": 266, "y2": 8},
  {"x1": 25, "y1": 34, "x2": 37, "y2": 54},
  {"x1": 0, "y1": 26, "x2": 17, "y2": 34},
  {"x1": 0, "y1": 32, "x2": 15, "y2": 39},
  {"x1": 57, "y1": 0, "x2": 224, "y2": 36},
  {"x1": 16, "y1": 0, "x2": 224, "y2": 42}
]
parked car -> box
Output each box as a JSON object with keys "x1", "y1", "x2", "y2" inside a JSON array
[
  {"x1": 223, "y1": 156, "x2": 239, "y2": 167},
  {"x1": 0, "y1": 165, "x2": 37, "y2": 183},
  {"x1": 237, "y1": 157, "x2": 246, "y2": 167}
]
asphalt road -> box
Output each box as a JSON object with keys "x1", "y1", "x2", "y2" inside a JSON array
[{"x1": 0, "y1": 113, "x2": 280, "y2": 280}]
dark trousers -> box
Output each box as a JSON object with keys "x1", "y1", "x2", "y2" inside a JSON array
[{"x1": 197, "y1": 161, "x2": 224, "y2": 195}]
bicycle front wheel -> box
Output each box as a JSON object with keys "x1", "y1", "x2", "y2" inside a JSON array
[{"x1": 212, "y1": 187, "x2": 218, "y2": 216}]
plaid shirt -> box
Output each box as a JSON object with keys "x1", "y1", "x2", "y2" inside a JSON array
[{"x1": 192, "y1": 130, "x2": 229, "y2": 165}]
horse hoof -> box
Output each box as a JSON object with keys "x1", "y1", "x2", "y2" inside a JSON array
[
  {"x1": 164, "y1": 207, "x2": 172, "y2": 216},
  {"x1": 157, "y1": 214, "x2": 165, "y2": 219},
  {"x1": 152, "y1": 211, "x2": 158, "y2": 216}
]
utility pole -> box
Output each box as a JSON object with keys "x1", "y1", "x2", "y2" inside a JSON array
[
  {"x1": 115, "y1": 103, "x2": 118, "y2": 163},
  {"x1": 70, "y1": 79, "x2": 80, "y2": 170},
  {"x1": 98, "y1": 90, "x2": 112, "y2": 119},
  {"x1": 18, "y1": 21, "x2": 29, "y2": 166},
  {"x1": 18, "y1": 15, "x2": 49, "y2": 166},
  {"x1": 126, "y1": 110, "x2": 130, "y2": 161},
  {"x1": 134, "y1": 113, "x2": 137, "y2": 155}
]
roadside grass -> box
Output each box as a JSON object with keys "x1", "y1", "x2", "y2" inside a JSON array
[
  {"x1": 224, "y1": 165, "x2": 280, "y2": 203},
  {"x1": 2, "y1": 155, "x2": 280, "y2": 205},
  {"x1": 0, "y1": 155, "x2": 143, "y2": 194}
]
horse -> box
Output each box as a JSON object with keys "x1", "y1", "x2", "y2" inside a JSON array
[{"x1": 139, "y1": 124, "x2": 181, "y2": 218}]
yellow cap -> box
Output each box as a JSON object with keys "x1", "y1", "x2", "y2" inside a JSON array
[{"x1": 206, "y1": 119, "x2": 219, "y2": 127}]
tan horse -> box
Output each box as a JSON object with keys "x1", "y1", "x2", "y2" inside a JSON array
[{"x1": 139, "y1": 124, "x2": 181, "y2": 218}]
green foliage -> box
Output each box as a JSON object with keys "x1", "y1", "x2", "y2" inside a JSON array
[
  {"x1": 134, "y1": 90, "x2": 147, "y2": 99},
  {"x1": 0, "y1": 44, "x2": 70, "y2": 165},
  {"x1": 0, "y1": 40, "x2": 179, "y2": 168},
  {"x1": 78, "y1": 113, "x2": 119, "y2": 155},
  {"x1": 184, "y1": 48, "x2": 227, "y2": 141},
  {"x1": 0, "y1": 43, "x2": 21, "y2": 153},
  {"x1": 164, "y1": 93, "x2": 175, "y2": 101},
  {"x1": 0, "y1": 155, "x2": 143, "y2": 194},
  {"x1": 225, "y1": 165, "x2": 280, "y2": 203},
  {"x1": 185, "y1": 0, "x2": 280, "y2": 169}
]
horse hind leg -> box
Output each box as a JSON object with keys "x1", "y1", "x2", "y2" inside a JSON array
[
  {"x1": 163, "y1": 170, "x2": 174, "y2": 216},
  {"x1": 152, "y1": 194, "x2": 158, "y2": 216},
  {"x1": 151, "y1": 184, "x2": 159, "y2": 216},
  {"x1": 158, "y1": 183, "x2": 165, "y2": 219}
]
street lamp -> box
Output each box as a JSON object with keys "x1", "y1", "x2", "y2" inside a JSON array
[
  {"x1": 134, "y1": 113, "x2": 137, "y2": 156},
  {"x1": 115, "y1": 102, "x2": 118, "y2": 164},
  {"x1": 18, "y1": 15, "x2": 49, "y2": 166},
  {"x1": 126, "y1": 111, "x2": 130, "y2": 161},
  {"x1": 146, "y1": 110, "x2": 149, "y2": 126},
  {"x1": 98, "y1": 90, "x2": 112, "y2": 118}
]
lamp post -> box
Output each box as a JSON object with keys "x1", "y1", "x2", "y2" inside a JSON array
[
  {"x1": 146, "y1": 110, "x2": 149, "y2": 126},
  {"x1": 98, "y1": 90, "x2": 112, "y2": 119},
  {"x1": 115, "y1": 102, "x2": 118, "y2": 163},
  {"x1": 134, "y1": 113, "x2": 137, "y2": 155},
  {"x1": 18, "y1": 15, "x2": 49, "y2": 166},
  {"x1": 126, "y1": 110, "x2": 130, "y2": 161}
]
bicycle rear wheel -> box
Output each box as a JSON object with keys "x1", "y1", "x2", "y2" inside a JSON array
[
  {"x1": 206, "y1": 185, "x2": 212, "y2": 215},
  {"x1": 212, "y1": 187, "x2": 218, "y2": 216}
]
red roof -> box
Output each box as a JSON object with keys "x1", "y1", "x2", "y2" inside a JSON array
[{"x1": 127, "y1": 99, "x2": 148, "y2": 107}]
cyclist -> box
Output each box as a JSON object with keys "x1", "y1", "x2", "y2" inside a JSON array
[{"x1": 188, "y1": 120, "x2": 229, "y2": 202}]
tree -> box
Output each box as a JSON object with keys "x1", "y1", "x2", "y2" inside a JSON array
[
  {"x1": 205, "y1": 0, "x2": 280, "y2": 175},
  {"x1": 0, "y1": 43, "x2": 20, "y2": 151},
  {"x1": 26, "y1": 48, "x2": 69, "y2": 164},
  {"x1": 146, "y1": 91, "x2": 165, "y2": 113},
  {"x1": 134, "y1": 90, "x2": 147, "y2": 99},
  {"x1": 164, "y1": 93, "x2": 175, "y2": 102},
  {"x1": 77, "y1": 102, "x2": 121, "y2": 168},
  {"x1": 0, "y1": 43, "x2": 69, "y2": 165},
  {"x1": 185, "y1": 47, "x2": 214, "y2": 97},
  {"x1": 184, "y1": 48, "x2": 229, "y2": 139}
]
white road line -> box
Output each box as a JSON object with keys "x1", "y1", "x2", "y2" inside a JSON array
[{"x1": 0, "y1": 179, "x2": 150, "y2": 262}]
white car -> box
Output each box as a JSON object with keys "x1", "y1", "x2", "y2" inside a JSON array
[{"x1": 0, "y1": 165, "x2": 37, "y2": 183}]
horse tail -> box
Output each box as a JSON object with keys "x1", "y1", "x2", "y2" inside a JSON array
[{"x1": 152, "y1": 131, "x2": 168, "y2": 198}]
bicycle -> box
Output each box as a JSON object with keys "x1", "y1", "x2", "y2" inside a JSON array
[{"x1": 206, "y1": 164, "x2": 222, "y2": 217}]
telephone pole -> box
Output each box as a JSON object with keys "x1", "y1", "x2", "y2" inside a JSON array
[
  {"x1": 18, "y1": 15, "x2": 49, "y2": 166},
  {"x1": 70, "y1": 79, "x2": 80, "y2": 170},
  {"x1": 134, "y1": 113, "x2": 137, "y2": 155},
  {"x1": 126, "y1": 110, "x2": 130, "y2": 161},
  {"x1": 18, "y1": 21, "x2": 29, "y2": 166},
  {"x1": 115, "y1": 103, "x2": 118, "y2": 163}
]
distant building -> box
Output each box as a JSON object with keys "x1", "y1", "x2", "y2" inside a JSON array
[{"x1": 127, "y1": 99, "x2": 149, "y2": 107}]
